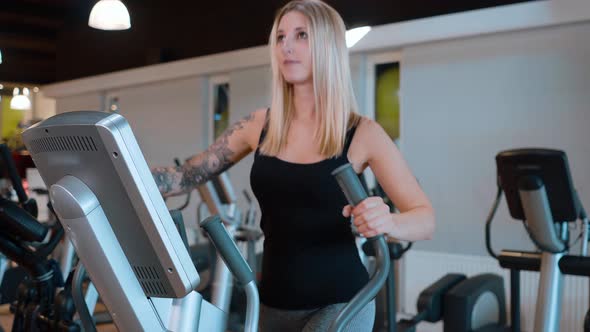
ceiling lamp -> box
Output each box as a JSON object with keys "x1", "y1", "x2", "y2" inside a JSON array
[
  {"x1": 346, "y1": 26, "x2": 371, "y2": 48},
  {"x1": 10, "y1": 88, "x2": 32, "y2": 111},
  {"x1": 88, "y1": 0, "x2": 131, "y2": 31}
]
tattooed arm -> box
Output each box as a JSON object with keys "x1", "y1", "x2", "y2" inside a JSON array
[{"x1": 152, "y1": 110, "x2": 265, "y2": 197}]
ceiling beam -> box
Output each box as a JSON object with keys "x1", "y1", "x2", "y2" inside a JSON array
[
  {"x1": 0, "y1": 33, "x2": 56, "y2": 54},
  {"x1": 0, "y1": 12, "x2": 62, "y2": 30}
]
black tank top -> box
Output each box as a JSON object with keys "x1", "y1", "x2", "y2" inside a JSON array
[{"x1": 250, "y1": 116, "x2": 369, "y2": 309}]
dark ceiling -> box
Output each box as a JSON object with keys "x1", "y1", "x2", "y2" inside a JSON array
[{"x1": 1, "y1": 0, "x2": 537, "y2": 85}]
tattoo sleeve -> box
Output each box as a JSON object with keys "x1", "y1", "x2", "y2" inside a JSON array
[{"x1": 152, "y1": 113, "x2": 255, "y2": 196}]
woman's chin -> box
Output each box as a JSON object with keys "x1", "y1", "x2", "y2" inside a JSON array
[{"x1": 283, "y1": 75, "x2": 312, "y2": 85}]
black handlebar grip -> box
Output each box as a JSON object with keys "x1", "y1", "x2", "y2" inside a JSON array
[
  {"x1": 0, "y1": 198, "x2": 48, "y2": 242},
  {"x1": 200, "y1": 215, "x2": 254, "y2": 285},
  {"x1": 332, "y1": 163, "x2": 386, "y2": 245},
  {"x1": 0, "y1": 144, "x2": 28, "y2": 204},
  {"x1": 332, "y1": 164, "x2": 368, "y2": 206}
]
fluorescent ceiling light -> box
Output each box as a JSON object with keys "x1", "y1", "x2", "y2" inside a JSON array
[{"x1": 346, "y1": 26, "x2": 371, "y2": 48}]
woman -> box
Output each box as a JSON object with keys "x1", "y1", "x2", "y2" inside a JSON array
[{"x1": 152, "y1": 0, "x2": 435, "y2": 330}]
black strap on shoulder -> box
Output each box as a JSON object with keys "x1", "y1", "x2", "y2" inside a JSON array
[
  {"x1": 257, "y1": 108, "x2": 270, "y2": 146},
  {"x1": 343, "y1": 124, "x2": 359, "y2": 153}
]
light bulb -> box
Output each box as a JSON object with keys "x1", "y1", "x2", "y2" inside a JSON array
[
  {"x1": 88, "y1": 0, "x2": 131, "y2": 31},
  {"x1": 10, "y1": 87, "x2": 32, "y2": 110}
]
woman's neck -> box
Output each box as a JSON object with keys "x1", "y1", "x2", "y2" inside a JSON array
[{"x1": 292, "y1": 82, "x2": 315, "y2": 121}]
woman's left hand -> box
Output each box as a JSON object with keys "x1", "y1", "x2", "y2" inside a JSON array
[{"x1": 342, "y1": 196, "x2": 394, "y2": 238}]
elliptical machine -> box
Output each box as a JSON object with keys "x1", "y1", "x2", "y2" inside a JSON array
[
  {"x1": 359, "y1": 180, "x2": 486, "y2": 332},
  {"x1": 22, "y1": 110, "x2": 391, "y2": 332},
  {"x1": 0, "y1": 144, "x2": 79, "y2": 331},
  {"x1": 464, "y1": 148, "x2": 590, "y2": 332},
  {"x1": 194, "y1": 173, "x2": 263, "y2": 331}
]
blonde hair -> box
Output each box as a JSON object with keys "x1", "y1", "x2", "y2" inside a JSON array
[{"x1": 260, "y1": 0, "x2": 361, "y2": 158}]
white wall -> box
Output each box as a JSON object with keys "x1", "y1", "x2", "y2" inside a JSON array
[
  {"x1": 55, "y1": 92, "x2": 102, "y2": 114},
  {"x1": 400, "y1": 21, "x2": 590, "y2": 256},
  {"x1": 33, "y1": 90, "x2": 56, "y2": 120},
  {"x1": 111, "y1": 77, "x2": 207, "y2": 165},
  {"x1": 350, "y1": 54, "x2": 368, "y2": 116}
]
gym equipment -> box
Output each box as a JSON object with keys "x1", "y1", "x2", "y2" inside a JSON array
[
  {"x1": 359, "y1": 179, "x2": 414, "y2": 332},
  {"x1": 334, "y1": 165, "x2": 465, "y2": 332},
  {"x1": 370, "y1": 148, "x2": 590, "y2": 332},
  {"x1": 166, "y1": 167, "x2": 261, "y2": 331},
  {"x1": 0, "y1": 144, "x2": 38, "y2": 217},
  {"x1": 23, "y1": 111, "x2": 258, "y2": 331},
  {"x1": 22, "y1": 110, "x2": 388, "y2": 331},
  {"x1": 363, "y1": 240, "x2": 468, "y2": 332},
  {"x1": 168, "y1": 162, "x2": 260, "y2": 278},
  {"x1": 358, "y1": 172, "x2": 511, "y2": 332},
  {"x1": 195, "y1": 172, "x2": 262, "y2": 331},
  {"x1": 0, "y1": 144, "x2": 79, "y2": 331},
  {"x1": 463, "y1": 148, "x2": 590, "y2": 332},
  {"x1": 331, "y1": 163, "x2": 391, "y2": 332}
]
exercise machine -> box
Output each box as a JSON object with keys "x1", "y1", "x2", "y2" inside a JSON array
[
  {"x1": 468, "y1": 148, "x2": 590, "y2": 332},
  {"x1": 362, "y1": 176, "x2": 505, "y2": 332},
  {"x1": 23, "y1": 110, "x2": 391, "y2": 332},
  {"x1": 0, "y1": 144, "x2": 77, "y2": 331},
  {"x1": 195, "y1": 172, "x2": 262, "y2": 331},
  {"x1": 23, "y1": 111, "x2": 259, "y2": 331}
]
